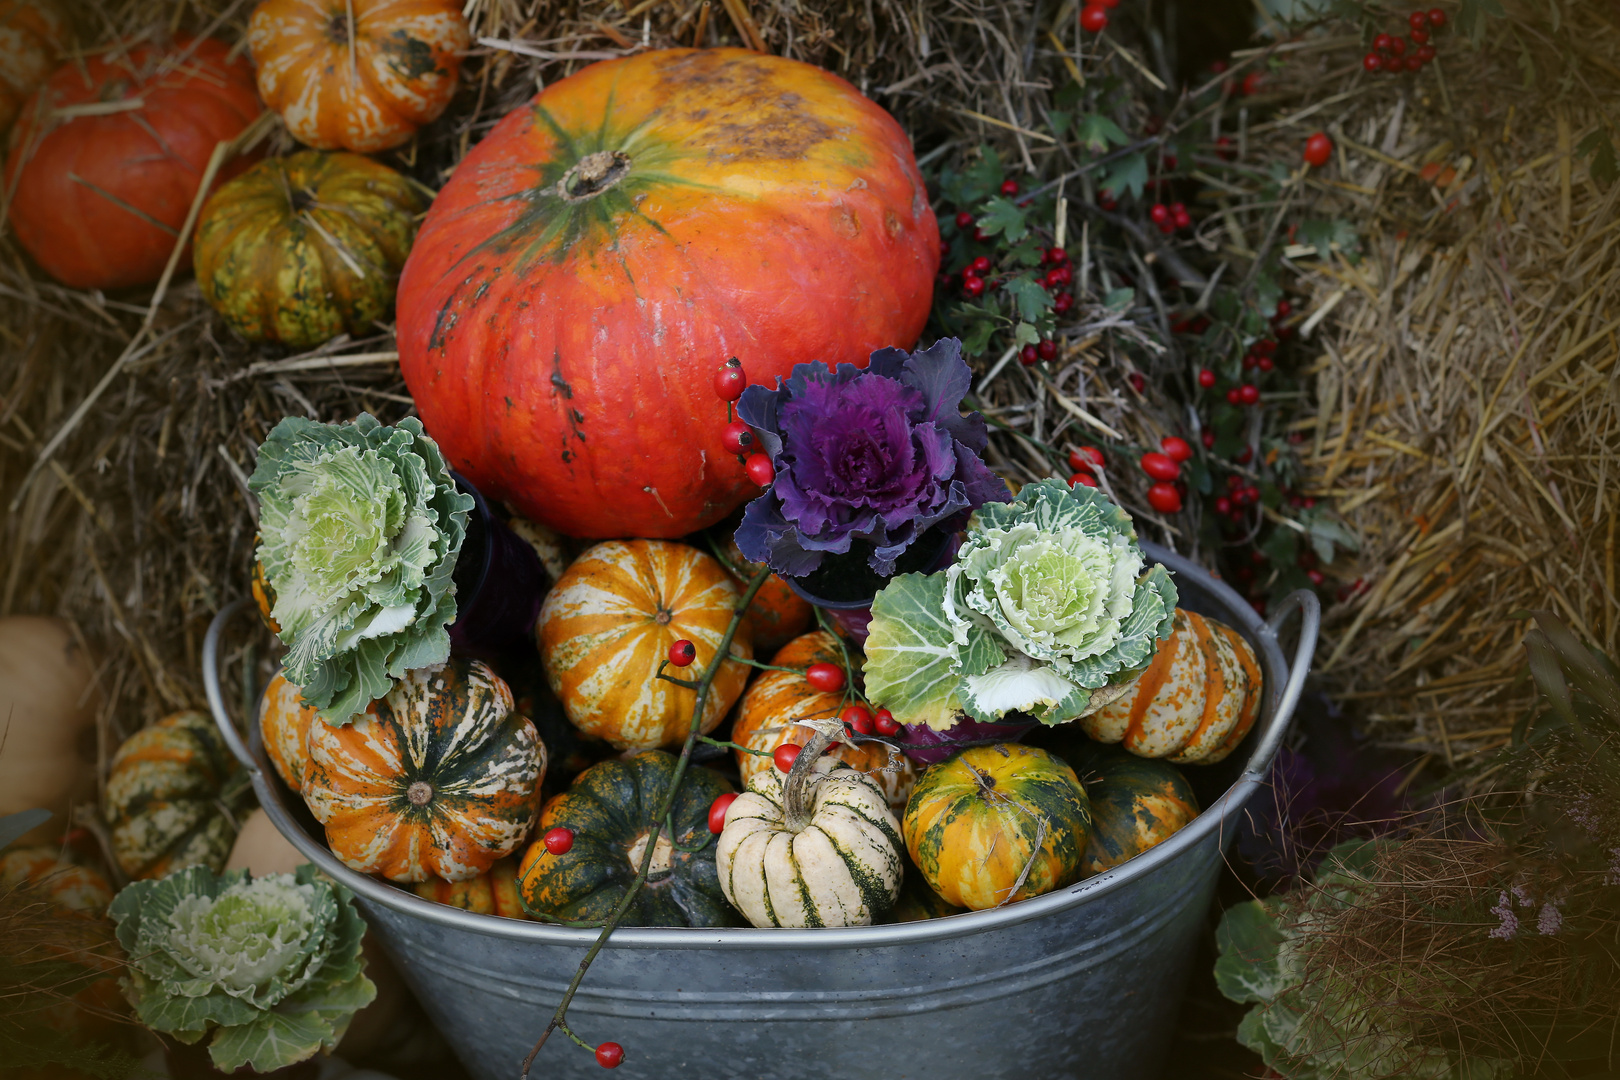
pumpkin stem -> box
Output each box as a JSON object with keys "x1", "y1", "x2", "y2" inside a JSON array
[
  {"x1": 405, "y1": 780, "x2": 434, "y2": 806},
  {"x1": 560, "y1": 151, "x2": 632, "y2": 201},
  {"x1": 781, "y1": 722, "x2": 839, "y2": 833}
]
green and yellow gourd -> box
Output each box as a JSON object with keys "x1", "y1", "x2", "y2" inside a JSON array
[
  {"x1": 1067, "y1": 742, "x2": 1199, "y2": 876},
  {"x1": 105, "y1": 711, "x2": 246, "y2": 880},
  {"x1": 903, "y1": 744, "x2": 1091, "y2": 911},
  {"x1": 193, "y1": 150, "x2": 425, "y2": 349},
  {"x1": 518, "y1": 751, "x2": 736, "y2": 927}
]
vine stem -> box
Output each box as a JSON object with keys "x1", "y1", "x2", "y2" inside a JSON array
[{"x1": 519, "y1": 564, "x2": 772, "y2": 1078}]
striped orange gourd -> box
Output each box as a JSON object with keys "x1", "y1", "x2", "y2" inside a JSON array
[
  {"x1": 303, "y1": 658, "x2": 546, "y2": 882},
  {"x1": 0, "y1": 847, "x2": 113, "y2": 912},
  {"x1": 1078, "y1": 608, "x2": 1262, "y2": 764},
  {"x1": 731, "y1": 631, "x2": 915, "y2": 812},
  {"x1": 412, "y1": 856, "x2": 529, "y2": 919},
  {"x1": 258, "y1": 669, "x2": 319, "y2": 792},
  {"x1": 536, "y1": 540, "x2": 753, "y2": 750}
]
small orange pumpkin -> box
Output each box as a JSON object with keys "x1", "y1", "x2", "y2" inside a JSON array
[
  {"x1": 0, "y1": 847, "x2": 113, "y2": 912},
  {"x1": 258, "y1": 669, "x2": 319, "y2": 792},
  {"x1": 730, "y1": 631, "x2": 915, "y2": 812},
  {"x1": 1078, "y1": 609, "x2": 1262, "y2": 764},
  {"x1": 412, "y1": 856, "x2": 529, "y2": 919},
  {"x1": 720, "y1": 535, "x2": 813, "y2": 655},
  {"x1": 302, "y1": 658, "x2": 545, "y2": 882},
  {"x1": 536, "y1": 540, "x2": 753, "y2": 750},
  {"x1": 0, "y1": 0, "x2": 65, "y2": 132},
  {"x1": 248, "y1": 0, "x2": 470, "y2": 153}
]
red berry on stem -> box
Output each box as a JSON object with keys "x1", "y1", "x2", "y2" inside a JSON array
[
  {"x1": 963, "y1": 276, "x2": 986, "y2": 298},
  {"x1": 1303, "y1": 132, "x2": 1333, "y2": 168},
  {"x1": 1140, "y1": 452, "x2": 1180, "y2": 481},
  {"x1": 1146, "y1": 482, "x2": 1182, "y2": 513},
  {"x1": 1046, "y1": 264, "x2": 1073, "y2": 287},
  {"x1": 543, "y1": 827, "x2": 574, "y2": 856},
  {"x1": 1242, "y1": 354, "x2": 1259, "y2": 371},
  {"x1": 1053, "y1": 292, "x2": 1074, "y2": 313},
  {"x1": 1410, "y1": 27, "x2": 1429, "y2": 44},
  {"x1": 1258, "y1": 356, "x2": 1274, "y2": 372},
  {"x1": 1173, "y1": 208, "x2": 1192, "y2": 230},
  {"x1": 1080, "y1": 4, "x2": 1108, "y2": 32},
  {"x1": 873, "y1": 709, "x2": 901, "y2": 736},
  {"x1": 1048, "y1": 247, "x2": 1068, "y2": 265},
  {"x1": 1000, "y1": 179, "x2": 1020, "y2": 196},
  {"x1": 1098, "y1": 190, "x2": 1117, "y2": 211},
  {"x1": 1363, "y1": 52, "x2": 1384, "y2": 72},
  {"x1": 1160, "y1": 436, "x2": 1193, "y2": 462},
  {"x1": 1214, "y1": 495, "x2": 1232, "y2": 515},
  {"x1": 972, "y1": 226, "x2": 988, "y2": 242},
  {"x1": 1238, "y1": 383, "x2": 1260, "y2": 405},
  {"x1": 1202, "y1": 430, "x2": 1216, "y2": 449},
  {"x1": 1417, "y1": 44, "x2": 1436, "y2": 62},
  {"x1": 713, "y1": 362, "x2": 747, "y2": 402},
  {"x1": 1068, "y1": 450, "x2": 1093, "y2": 473},
  {"x1": 970, "y1": 255, "x2": 991, "y2": 274},
  {"x1": 1198, "y1": 368, "x2": 1217, "y2": 388},
  {"x1": 955, "y1": 210, "x2": 974, "y2": 228},
  {"x1": 1069, "y1": 472, "x2": 1098, "y2": 488},
  {"x1": 1241, "y1": 71, "x2": 1263, "y2": 95},
  {"x1": 1236, "y1": 445, "x2": 1254, "y2": 465},
  {"x1": 842, "y1": 704, "x2": 874, "y2": 735},
  {"x1": 1253, "y1": 338, "x2": 1277, "y2": 356},
  {"x1": 1150, "y1": 203, "x2": 1170, "y2": 226},
  {"x1": 1037, "y1": 339, "x2": 1058, "y2": 361},
  {"x1": 805, "y1": 662, "x2": 845, "y2": 693},
  {"x1": 1388, "y1": 36, "x2": 1406, "y2": 56},
  {"x1": 1374, "y1": 32, "x2": 1394, "y2": 52},
  {"x1": 1215, "y1": 135, "x2": 1236, "y2": 160},
  {"x1": 1128, "y1": 372, "x2": 1146, "y2": 393},
  {"x1": 1020, "y1": 345, "x2": 1039, "y2": 366},
  {"x1": 596, "y1": 1043, "x2": 624, "y2": 1069},
  {"x1": 1226, "y1": 388, "x2": 1242, "y2": 405},
  {"x1": 1428, "y1": 7, "x2": 1446, "y2": 28},
  {"x1": 745, "y1": 453, "x2": 774, "y2": 486},
  {"x1": 1274, "y1": 299, "x2": 1292, "y2": 319},
  {"x1": 708, "y1": 792, "x2": 739, "y2": 833},
  {"x1": 1410, "y1": 10, "x2": 1429, "y2": 31},
  {"x1": 668, "y1": 639, "x2": 697, "y2": 667},
  {"x1": 721, "y1": 420, "x2": 754, "y2": 455},
  {"x1": 773, "y1": 743, "x2": 802, "y2": 773}
]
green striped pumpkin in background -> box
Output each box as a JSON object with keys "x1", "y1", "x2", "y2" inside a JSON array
[
  {"x1": 1067, "y1": 742, "x2": 1200, "y2": 877},
  {"x1": 717, "y1": 725, "x2": 905, "y2": 928},
  {"x1": 518, "y1": 751, "x2": 737, "y2": 927},
  {"x1": 105, "y1": 710, "x2": 247, "y2": 880}
]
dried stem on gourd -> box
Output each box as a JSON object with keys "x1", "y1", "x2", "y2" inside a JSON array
[
  {"x1": 519, "y1": 564, "x2": 772, "y2": 1079},
  {"x1": 780, "y1": 723, "x2": 840, "y2": 834}
]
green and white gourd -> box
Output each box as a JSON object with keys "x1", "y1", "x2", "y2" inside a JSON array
[{"x1": 716, "y1": 722, "x2": 904, "y2": 928}]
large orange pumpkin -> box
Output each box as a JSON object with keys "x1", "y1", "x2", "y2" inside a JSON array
[
  {"x1": 0, "y1": 0, "x2": 65, "y2": 132},
  {"x1": 396, "y1": 48, "x2": 940, "y2": 540},
  {"x1": 5, "y1": 37, "x2": 263, "y2": 289},
  {"x1": 537, "y1": 539, "x2": 753, "y2": 750},
  {"x1": 731, "y1": 631, "x2": 915, "y2": 811},
  {"x1": 248, "y1": 0, "x2": 469, "y2": 153}
]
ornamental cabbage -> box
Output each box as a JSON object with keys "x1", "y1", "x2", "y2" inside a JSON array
[
  {"x1": 864, "y1": 480, "x2": 1177, "y2": 729},
  {"x1": 109, "y1": 865, "x2": 375, "y2": 1074},
  {"x1": 734, "y1": 338, "x2": 1010, "y2": 579},
  {"x1": 250, "y1": 413, "x2": 472, "y2": 724}
]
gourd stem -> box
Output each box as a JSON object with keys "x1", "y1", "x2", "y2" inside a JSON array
[
  {"x1": 781, "y1": 725, "x2": 839, "y2": 834},
  {"x1": 521, "y1": 564, "x2": 772, "y2": 1079}
]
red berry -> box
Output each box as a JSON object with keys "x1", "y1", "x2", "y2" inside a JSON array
[
  {"x1": 1160, "y1": 436, "x2": 1193, "y2": 462},
  {"x1": 1227, "y1": 475, "x2": 1244, "y2": 491},
  {"x1": 1128, "y1": 372, "x2": 1146, "y2": 393},
  {"x1": 708, "y1": 792, "x2": 739, "y2": 833},
  {"x1": 1173, "y1": 208, "x2": 1192, "y2": 230},
  {"x1": 1363, "y1": 52, "x2": 1384, "y2": 72},
  {"x1": 713, "y1": 362, "x2": 747, "y2": 402},
  {"x1": 721, "y1": 420, "x2": 755, "y2": 455},
  {"x1": 1046, "y1": 265, "x2": 1073, "y2": 287},
  {"x1": 1304, "y1": 496, "x2": 1316, "y2": 508},
  {"x1": 1404, "y1": 54, "x2": 1422, "y2": 71},
  {"x1": 1146, "y1": 482, "x2": 1182, "y2": 513},
  {"x1": 1053, "y1": 292, "x2": 1074, "y2": 313},
  {"x1": 1226, "y1": 388, "x2": 1242, "y2": 405},
  {"x1": 1306, "y1": 568, "x2": 1326, "y2": 587},
  {"x1": 1080, "y1": 4, "x2": 1108, "y2": 32},
  {"x1": 1241, "y1": 71, "x2": 1262, "y2": 95},
  {"x1": 1069, "y1": 471, "x2": 1099, "y2": 488},
  {"x1": 1410, "y1": 27, "x2": 1429, "y2": 44},
  {"x1": 1303, "y1": 132, "x2": 1333, "y2": 168},
  {"x1": 1238, "y1": 384, "x2": 1260, "y2": 405},
  {"x1": 1150, "y1": 203, "x2": 1170, "y2": 226},
  {"x1": 543, "y1": 827, "x2": 574, "y2": 856},
  {"x1": 1201, "y1": 433, "x2": 1215, "y2": 452},
  {"x1": 1409, "y1": 10, "x2": 1428, "y2": 31},
  {"x1": 1074, "y1": 445, "x2": 1105, "y2": 469},
  {"x1": 1215, "y1": 135, "x2": 1236, "y2": 161},
  {"x1": 873, "y1": 708, "x2": 901, "y2": 736},
  {"x1": 1037, "y1": 339, "x2": 1058, "y2": 361},
  {"x1": 1387, "y1": 36, "x2": 1406, "y2": 56},
  {"x1": 1157, "y1": 218, "x2": 1176, "y2": 236},
  {"x1": 668, "y1": 639, "x2": 697, "y2": 667},
  {"x1": 1000, "y1": 179, "x2": 1020, "y2": 196},
  {"x1": 745, "y1": 453, "x2": 775, "y2": 486},
  {"x1": 841, "y1": 704, "x2": 874, "y2": 735},
  {"x1": 972, "y1": 226, "x2": 988, "y2": 242},
  {"x1": 1417, "y1": 44, "x2": 1436, "y2": 62},
  {"x1": 773, "y1": 742, "x2": 803, "y2": 773},
  {"x1": 1258, "y1": 356, "x2": 1274, "y2": 372},
  {"x1": 1245, "y1": 484, "x2": 1262, "y2": 503},
  {"x1": 1198, "y1": 368, "x2": 1217, "y2": 388},
  {"x1": 1047, "y1": 247, "x2": 1069, "y2": 265},
  {"x1": 1236, "y1": 445, "x2": 1254, "y2": 465},
  {"x1": 1242, "y1": 354, "x2": 1259, "y2": 371},
  {"x1": 596, "y1": 1042, "x2": 624, "y2": 1069},
  {"x1": 1428, "y1": 7, "x2": 1446, "y2": 28},
  {"x1": 1253, "y1": 338, "x2": 1277, "y2": 356},
  {"x1": 1274, "y1": 299, "x2": 1292, "y2": 319},
  {"x1": 1214, "y1": 495, "x2": 1232, "y2": 515},
  {"x1": 1020, "y1": 344, "x2": 1039, "y2": 366},
  {"x1": 955, "y1": 210, "x2": 974, "y2": 228},
  {"x1": 1140, "y1": 451, "x2": 1180, "y2": 481},
  {"x1": 1096, "y1": 0, "x2": 1120, "y2": 6},
  {"x1": 1068, "y1": 451, "x2": 1093, "y2": 473},
  {"x1": 963, "y1": 276, "x2": 985, "y2": 298},
  {"x1": 970, "y1": 255, "x2": 991, "y2": 274},
  {"x1": 1374, "y1": 32, "x2": 1394, "y2": 52},
  {"x1": 1163, "y1": 154, "x2": 1179, "y2": 171},
  {"x1": 805, "y1": 662, "x2": 845, "y2": 693},
  {"x1": 1098, "y1": 190, "x2": 1118, "y2": 211}
]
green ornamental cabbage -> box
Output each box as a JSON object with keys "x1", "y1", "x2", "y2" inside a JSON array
[
  {"x1": 109, "y1": 865, "x2": 375, "y2": 1074},
  {"x1": 250, "y1": 413, "x2": 472, "y2": 724},
  {"x1": 864, "y1": 480, "x2": 1176, "y2": 729}
]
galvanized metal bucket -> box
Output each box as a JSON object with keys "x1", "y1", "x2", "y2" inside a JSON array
[{"x1": 204, "y1": 544, "x2": 1318, "y2": 1080}]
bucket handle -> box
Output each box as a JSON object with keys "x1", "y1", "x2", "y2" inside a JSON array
[
  {"x1": 1245, "y1": 588, "x2": 1320, "y2": 781},
  {"x1": 203, "y1": 597, "x2": 263, "y2": 778}
]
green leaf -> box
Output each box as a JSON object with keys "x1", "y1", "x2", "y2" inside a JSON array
[
  {"x1": 864, "y1": 573, "x2": 964, "y2": 730},
  {"x1": 1099, "y1": 152, "x2": 1149, "y2": 201},
  {"x1": 1577, "y1": 130, "x2": 1618, "y2": 189},
  {"x1": 1053, "y1": 80, "x2": 1083, "y2": 112},
  {"x1": 1074, "y1": 113, "x2": 1129, "y2": 153},
  {"x1": 1045, "y1": 110, "x2": 1072, "y2": 138},
  {"x1": 1104, "y1": 287, "x2": 1135, "y2": 313},
  {"x1": 1014, "y1": 321, "x2": 1041, "y2": 347},
  {"x1": 1214, "y1": 899, "x2": 1288, "y2": 1004},
  {"x1": 1006, "y1": 277, "x2": 1054, "y2": 323},
  {"x1": 1298, "y1": 219, "x2": 1360, "y2": 261},
  {"x1": 976, "y1": 196, "x2": 1028, "y2": 242},
  {"x1": 959, "y1": 654, "x2": 1091, "y2": 725},
  {"x1": 208, "y1": 1007, "x2": 331, "y2": 1074},
  {"x1": 960, "y1": 316, "x2": 996, "y2": 357}
]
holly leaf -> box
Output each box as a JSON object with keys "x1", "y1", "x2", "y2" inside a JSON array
[
  {"x1": 1099, "y1": 152, "x2": 1149, "y2": 201},
  {"x1": 977, "y1": 196, "x2": 1028, "y2": 242},
  {"x1": 1578, "y1": 130, "x2": 1618, "y2": 189},
  {"x1": 1074, "y1": 113, "x2": 1129, "y2": 154},
  {"x1": 1006, "y1": 276, "x2": 1054, "y2": 323}
]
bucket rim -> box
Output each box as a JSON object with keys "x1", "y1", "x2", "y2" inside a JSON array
[{"x1": 208, "y1": 542, "x2": 1317, "y2": 950}]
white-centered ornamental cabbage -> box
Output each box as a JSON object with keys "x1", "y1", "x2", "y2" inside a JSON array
[
  {"x1": 250, "y1": 413, "x2": 472, "y2": 724},
  {"x1": 864, "y1": 480, "x2": 1177, "y2": 728},
  {"x1": 109, "y1": 864, "x2": 375, "y2": 1074}
]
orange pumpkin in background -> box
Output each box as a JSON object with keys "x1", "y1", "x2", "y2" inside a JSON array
[
  {"x1": 730, "y1": 631, "x2": 915, "y2": 812},
  {"x1": 5, "y1": 36, "x2": 262, "y2": 289},
  {"x1": 537, "y1": 540, "x2": 753, "y2": 750},
  {"x1": 248, "y1": 0, "x2": 469, "y2": 153},
  {"x1": 0, "y1": 0, "x2": 66, "y2": 132},
  {"x1": 396, "y1": 47, "x2": 940, "y2": 540},
  {"x1": 720, "y1": 535, "x2": 813, "y2": 655}
]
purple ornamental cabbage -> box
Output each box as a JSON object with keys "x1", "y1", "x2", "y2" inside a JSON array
[{"x1": 735, "y1": 338, "x2": 1010, "y2": 578}]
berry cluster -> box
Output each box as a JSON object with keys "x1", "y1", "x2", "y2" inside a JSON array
[
  {"x1": 713, "y1": 358, "x2": 774, "y2": 486},
  {"x1": 1149, "y1": 201, "x2": 1193, "y2": 235},
  {"x1": 1363, "y1": 8, "x2": 1447, "y2": 74}
]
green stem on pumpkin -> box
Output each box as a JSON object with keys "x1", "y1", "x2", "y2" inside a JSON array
[
  {"x1": 665, "y1": 812, "x2": 714, "y2": 855},
  {"x1": 696, "y1": 734, "x2": 772, "y2": 758},
  {"x1": 520, "y1": 564, "x2": 773, "y2": 1079}
]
